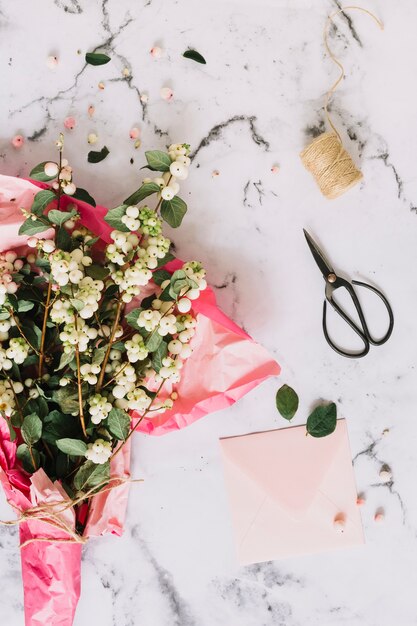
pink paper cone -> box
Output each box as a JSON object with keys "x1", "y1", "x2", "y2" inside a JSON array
[{"x1": 20, "y1": 520, "x2": 82, "y2": 626}]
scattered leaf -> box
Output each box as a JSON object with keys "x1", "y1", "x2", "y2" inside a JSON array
[
  {"x1": 88, "y1": 146, "x2": 110, "y2": 163},
  {"x1": 183, "y1": 49, "x2": 206, "y2": 64},
  {"x1": 72, "y1": 187, "x2": 96, "y2": 207},
  {"x1": 276, "y1": 384, "x2": 299, "y2": 421},
  {"x1": 85, "y1": 52, "x2": 111, "y2": 66},
  {"x1": 306, "y1": 403, "x2": 337, "y2": 438}
]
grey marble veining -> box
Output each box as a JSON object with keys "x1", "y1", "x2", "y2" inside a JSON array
[{"x1": 1, "y1": 0, "x2": 417, "y2": 624}]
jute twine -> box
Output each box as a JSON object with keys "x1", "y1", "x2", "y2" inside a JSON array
[
  {"x1": 300, "y1": 6, "x2": 383, "y2": 199},
  {"x1": 0, "y1": 476, "x2": 142, "y2": 548}
]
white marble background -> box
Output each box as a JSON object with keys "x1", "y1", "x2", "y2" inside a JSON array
[{"x1": 1, "y1": 0, "x2": 417, "y2": 624}]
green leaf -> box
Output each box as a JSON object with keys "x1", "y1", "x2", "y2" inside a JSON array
[
  {"x1": 107, "y1": 408, "x2": 130, "y2": 441},
  {"x1": 56, "y1": 225, "x2": 72, "y2": 251},
  {"x1": 52, "y1": 387, "x2": 79, "y2": 414},
  {"x1": 85, "y1": 264, "x2": 109, "y2": 280},
  {"x1": 92, "y1": 346, "x2": 107, "y2": 365},
  {"x1": 152, "y1": 269, "x2": 172, "y2": 286},
  {"x1": 47, "y1": 208, "x2": 77, "y2": 226},
  {"x1": 72, "y1": 187, "x2": 96, "y2": 207},
  {"x1": 124, "y1": 182, "x2": 161, "y2": 205},
  {"x1": 57, "y1": 350, "x2": 75, "y2": 371},
  {"x1": 17, "y1": 443, "x2": 40, "y2": 473},
  {"x1": 85, "y1": 52, "x2": 111, "y2": 66},
  {"x1": 17, "y1": 300, "x2": 34, "y2": 313},
  {"x1": 151, "y1": 340, "x2": 168, "y2": 373},
  {"x1": 275, "y1": 384, "x2": 299, "y2": 421},
  {"x1": 43, "y1": 410, "x2": 81, "y2": 446},
  {"x1": 73, "y1": 459, "x2": 110, "y2": 492},
  {"x1": 18, "y1": 217, "x2": 50, "y2": 237},
  {"x1": 104, "y1": 204, "x2": 130, "y2": 232},
  {"x1": 29, "y1": 162, "x2": 58, "y2": 182},
  {"x1": 144, "y1": 150, "x2": 171, "y2": 172},
  {"x1": 125, "y1": 308, "x2": 142, "y2": 330},
  {"x1": 160, "y1": 196, "x2": 187, "y2": 228},
  {"x1": 183, "y1": 49, "x2": 206, "y2": 64},
  {"x1": 31, "y1": 190, "x2": 56, "y2": 216},
  {"x1": 169, "y1": 278, "x2": 188, "y2": 298},
  {"x1": 306, "y1": 403, "x2": 337, "y2": 438},
  {"x1": 88, "y1": 146, "x2": 110, "y2": 164},
  {"x1": 21, "y1": 413, "x2": 42, "y2": 446},
  {"x1": 56, "y1": 438, "x2": 88, "y2": 456},
  {"x1": 145, "y1": 331, "x2": 163, "y2": 352}
]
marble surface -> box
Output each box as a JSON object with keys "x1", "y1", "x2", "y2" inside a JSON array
[{"x1": 1, "y1": 0, "x2": 417, "y2": 624}]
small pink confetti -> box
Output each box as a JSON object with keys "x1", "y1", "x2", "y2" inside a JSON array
[
  {"x1": 46, "y1": 55, "x2": 58, "y2": 69},
  {"x1": 129, "y1": 127, "x2": 140, "y2": 140},
  {"x1": 374, "y1": 510, "x2": 385, "y2": 523},
  {"x1": 212, "y1": 170, "x2": 220, "y2": 178},
  {"x1": 140, "y1": 93, "x2": 149, "y2": 104},
  {"x1": 88, "y1": 105, "x2": 95, "y2": 118},
  {"x1": 356, "y1": 495, "x2": 366, "y2": 506},
  {"x1": 11, "y1": 135, "x2": 24, "y2": 148},
  {"x1": 160, "y1": 86, "x2": 173, "y2": 101},
  {"x1": 98, "y1": 81, "x2": 105, "y2": 90},
  {"x1": 150, "y1": 46, "x2": 163, "y2": 59},
  {"x1": 271, "y1": 164, "x2": 280, "y2": 173},
  {"x1": 64, "y1": 117, "x2": 76, "y2": 130}
]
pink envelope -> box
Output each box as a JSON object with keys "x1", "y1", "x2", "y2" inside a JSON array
[{"x1": 220, "y1": 419, "x2": 364, "y2": 565}]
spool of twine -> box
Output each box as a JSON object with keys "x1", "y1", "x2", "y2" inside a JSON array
[
  {"x1": 300, "y1": 132, "x2": 362, "y2": 199},
  {"x1": 300, "y1": 6, "x2": 383, "y2": 199}
]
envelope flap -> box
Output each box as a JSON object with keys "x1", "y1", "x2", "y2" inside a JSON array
[{"x1": 220, "y1": 420, "x2": 347, "y2": 514}]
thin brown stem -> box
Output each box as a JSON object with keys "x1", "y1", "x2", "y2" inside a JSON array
[
  {"x1": 38, "y1": 281, "x2": 52, "y2": 378},
  {"x1": 74, "y1": 315, "x2": 87, "y2": 438},
  {"x1": 96, "y1": 299, "x2": 124, "y2": 392},
  {"x1": 28, "y1": 446, "x2": 38, "y2": 471},
  {"x1": 154, "y1": 175, "x2": 172, "y2": 213},
  {"x1": 111, "y1": 380, "x2": 165, "y2": 460},
  {"x1": 9, "y1": 311, "x2": 40, "y2": 355}
]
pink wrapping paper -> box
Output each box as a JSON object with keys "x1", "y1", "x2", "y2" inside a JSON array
[{"x1": 0, "y1": 172, "x2": 280, "y2": 625}]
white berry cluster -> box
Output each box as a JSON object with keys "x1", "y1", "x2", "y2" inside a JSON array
[
  {"x1": 50, "y1": 299, "x2": 75, "y2": 325},
  {"x1": 72, "y1": 277, "x2": 105, "y2": 319},
  {"x1": 46, "y1": 158, "x2": 77, "y2": 196},
  {"x1": 88, "y1": 394, "x2": 113, "y2": 424},
  {"x1": 80, "y1": 362, "x2": 102, "y2": 385},
  {"x1": 85, "y1": 439, "x2": 112, "y2": 464},
  {"x1": 59, "y1": 318, "x2": 98, "y2": 353},
  {"x1": 5, "y1": 338, "x2": 30, "y2": 365},
  {"x1": 0, "y1": 379, "x2": 23, "y2": 417},
  {"x1": 0, "y1": 251, "x2": 22, "y2": 305},
  {"x1": 125, "y1": 334, "x2": 148, "y2": 363},
  {"x1": 50, "y1": 249, "x2": 92, "y2": 287}
]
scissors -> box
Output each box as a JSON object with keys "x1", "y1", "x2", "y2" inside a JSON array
[{"x1": 304, "y1": 229, "x2": 394, "y2": 358}]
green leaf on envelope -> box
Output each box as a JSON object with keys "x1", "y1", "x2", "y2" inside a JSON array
[
  {"x1": 306, "y1": 402, "x2": 337, "y2": 438},
  {"x1": 275, "y1": 384, "x2": 298, "y2": 420}
]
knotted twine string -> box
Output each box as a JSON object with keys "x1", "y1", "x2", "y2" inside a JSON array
[
  {"x1": 300, "y1": 6, "x2": 383, "y2": 199},
  {"x1": 0, "y1": 476, "x2": 142, "y2": 548}
]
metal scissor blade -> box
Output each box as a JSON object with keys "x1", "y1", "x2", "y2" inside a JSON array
[{"x1": 303, "y1": 229, "x2": 335, "y2": 280}]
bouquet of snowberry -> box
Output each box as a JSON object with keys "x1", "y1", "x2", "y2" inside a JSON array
[{"x1": 0, "y1": 137, "x2": 205, "y2": 499}]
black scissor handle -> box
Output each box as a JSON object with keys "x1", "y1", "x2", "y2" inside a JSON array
[
  {"x1": 322, "y1": 277, "x2": 393, "y2": 358},
  {"x1": 350, "y1": 280, "x2": 394, "y2": 345}
]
